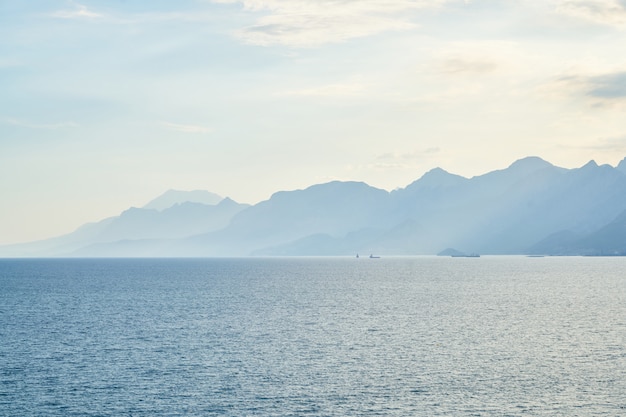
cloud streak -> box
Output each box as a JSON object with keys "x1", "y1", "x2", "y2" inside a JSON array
[
  {"x1": 212, "y1": 0, "x2": 448, "y2": 47},
  {"x1": 50, "y1": 3, "x2": 104, "y2": 20},
  {"x1": 587, "y1": 72, "x2": 626, "y2": 98},
  {"x1": 587, "y1": 135, "x2": 626, "y2": 151},
  {"x1": 542, "y1": 70, "x2": 626, "y2": 107},
  {"x1": 559, "y1": 134, "x2": 626, "y2": 153},
  {"x1": 557, "y1": 0, "x2": 626, "y2": 27}
]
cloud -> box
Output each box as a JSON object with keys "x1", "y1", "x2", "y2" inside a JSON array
[
  {"x1": 559, "y1": 134, "x2": 626, "y2": 153},
  {"x1": 541, "y1": 70, "x2": 626, "y2": 107},
  {"x1": 211, "y1": 0, "x2": 448, "y2": 47},
  {"x1": 557, "y1": 0, "x2": 626, "y2": 27},
  {"x1": 50, "y1": 3, "x2": 104, "y2": 19},
  {"x1": 586, "y1": 135, "x2": 626, "y2": 151},
  {"x1": 3, "y1": 118, "x2": 79, "y2": 129},
  {"x1": 48, "y1": 6, "x2": 226, "y2": 26},
  {"x1": 586, "y1": 72, "x2": 626, "y2": 98},
  {"x1": 161, "y1": 122, "x2": 213, "y2": 134}
]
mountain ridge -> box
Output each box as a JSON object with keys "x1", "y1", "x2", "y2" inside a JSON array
[
  {"x1": 143, "y1": 189, "x2": 223, "y2": 211},
  {"x1": 3, "y1": 156, "x2": 626, "y2": 257}
]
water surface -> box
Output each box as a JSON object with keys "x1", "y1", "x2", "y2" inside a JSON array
[{"x1": 1, "y1": 257, "x2": 625, "y2": 416}]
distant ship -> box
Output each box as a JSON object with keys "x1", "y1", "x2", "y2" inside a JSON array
[{"x1": 369, "y1": 254, "x2": 380, "y2": 259}]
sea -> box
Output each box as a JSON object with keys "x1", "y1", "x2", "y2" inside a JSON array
[{"x1": 1, "y1": 256, "x2": 625, "y2": 416}]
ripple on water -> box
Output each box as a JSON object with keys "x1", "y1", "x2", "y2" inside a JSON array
[{"x1": 1, "y1": 257, "x2": 625, "y2": 416}]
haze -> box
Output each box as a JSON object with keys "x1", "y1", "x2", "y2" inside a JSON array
[{"x1": 2, "y1": 0, "x2": 626, "y2": 245}]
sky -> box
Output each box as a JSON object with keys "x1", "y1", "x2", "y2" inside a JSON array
[{"x1": 2, "y1": 0, "x2": 626, "y2": 245}]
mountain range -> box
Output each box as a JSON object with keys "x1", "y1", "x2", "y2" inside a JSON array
[{"x1": 3, "y1": 156, "x2": 626, "y2": 257}]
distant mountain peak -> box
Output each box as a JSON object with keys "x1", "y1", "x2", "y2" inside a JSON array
[
  {"x1": 424, "y1": 167, "x2": 450, "y2": 176},
  {"x1": 507, "y1": 156, "x2": 553, "y2": 171},
  {"x1": 308, "y1": 180, "x2": 370, "y2": 190},
  {"x1": 218, "y1": 197, "x2": 248, "y2": 208},
  {"x1": 143, "y1": 189, "x2": 223, "y2": 211},
  {"x1": 405, "y1": 167, "x2": 466, "y2": 190},
  {"x1": 7, "y1": 154, "x2": 626, "y2": 258},
  {"x1": 582, "y1": 160, "x2": 598, "y2": 169},
  {"x1": 468, "y1": 156, "x2": 555, "y2": 184},
  {"x1": 269, "y1": 180, "x2": 384, "y2": 201}
]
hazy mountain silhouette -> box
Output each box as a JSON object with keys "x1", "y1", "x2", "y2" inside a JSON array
[
  {"x1": 3, "y1": 156, "x2": 626, "y2": 257},
  {"x1": 380, "y1": 156, "x2": 563, "y2": 254},
  {"x1": 0, "y1": 195, "x2": 247, "y2": 256},
  {"x1": 251, "y1": 156, "x2": 626, "y2": 256},
  {"x1": 96, "y1": 198, "x2": 247, "y2": 241},
  {"x1": 573, "y1": 209, "x2": 626, "y2": 255},
  {"x1": 616, "y1": 157, "x2": 626, "y2": 175},
  {"x1": 529, "y1": 209, "x2": 626, "y2": 255},
  {"x1": 172, "y1": 181, "x2": 393, "y2": 257},
  {"x1": 0, "y1": 218, "x2": 116, "y2": 257},
  {"x1": 143, "y1": 189, "x2": 223, "y2": 211}
]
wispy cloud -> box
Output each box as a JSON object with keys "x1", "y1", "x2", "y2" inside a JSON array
[
  {"x1": 50, "y1": 3, "x2": 104, "y2": 20},
  {"x1": 557, "y1": 0, "x2": 626, "y2": 27},
  {"x1": 48, "y1": 6, "x2": 224, "y2": 25},
  {"x1": 211, "y1": 0, "x2": 448, "y2": 47},
  {"x1": 586, "y1": 72, "x2": 626, "y2": 98},
  {"x1": 558, "y1": 134, "x2": 626, "y2": 153},
  {"x1": 161, "y1": 122, "x2": 213, "y2": 134},
  {"x1": 3, "y1": 118, "x2": 79, "y2": 129},
  {"x1": 541, "y1": 70, "x2": 626, "y2": 108},
  {"x1": 586, "y1": 135, "x2": 626, "y2": 151}
]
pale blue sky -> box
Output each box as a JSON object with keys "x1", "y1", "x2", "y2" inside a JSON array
[{"x1": 2, "y1": 0, "x2": 626, "y2": 244}]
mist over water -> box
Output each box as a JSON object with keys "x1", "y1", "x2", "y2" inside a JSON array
[{"x1": 1, "y1": 257, "x2": 625, "y2": 416}]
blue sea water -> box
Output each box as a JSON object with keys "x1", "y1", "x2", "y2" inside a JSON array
[{"x1": 1, "y1": 256, "x2": 625, "y2": 416}]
